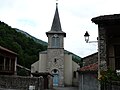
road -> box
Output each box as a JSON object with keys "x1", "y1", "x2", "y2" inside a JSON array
[
  {"x1": 0, "y1": 86, "x2": 79, "y2": 90},
  {"x1": 53, "y1": 87, "x2": 78, "y2": 90}
]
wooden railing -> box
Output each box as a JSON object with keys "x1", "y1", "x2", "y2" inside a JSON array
[{"x1": 0, "y1": 65, "x2": 14, "y2": 75}]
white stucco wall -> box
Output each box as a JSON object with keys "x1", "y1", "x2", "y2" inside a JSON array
[
  {"x1": 31, "y1": 52, "x2": 79, "y2": 86},
  {"x1": 31, "y1": 53, "x2": 47, "y2": 73},
  {"x1": 38, "y1": 54, "x2": 47, "y2": 72},
  {"x1": 64, "y1": 54, "x2": 72, "y2": 86},
  {"x1": 31, "y1": 61, "x2": 39, "y2": 73},
  {"x1": 72, "y1": 61, "x2": 79, "y2": 86}
]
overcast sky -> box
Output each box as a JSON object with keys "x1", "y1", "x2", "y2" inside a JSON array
[{"x1": 0, "y1": 0, "x2": 120, "y2": 57}]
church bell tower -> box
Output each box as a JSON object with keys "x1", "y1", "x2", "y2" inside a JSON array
[{"x1": 46, "y1": 3, "x2": 66, "y2": 86}]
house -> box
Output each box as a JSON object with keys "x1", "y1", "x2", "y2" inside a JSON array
[
  {"x1": 77, "y1": 53, "x2": 98, "y2": 90},
  {"x1": 31, "y1": 3, "x2": 80, "y2": 87},
  {"x1": 91, "y1": 14, "x2": 120, "y2": 90},
  {"x1": 92, "y1": 14, "x2": 120, "y2": 71},
  {"x1": 0, "y1": 46, "x2": 45, "y2": 90},
  {"x1": 0, "y1": 46, "x2": 17, "y2": 75}
]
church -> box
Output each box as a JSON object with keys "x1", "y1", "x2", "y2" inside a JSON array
[{"x1": 31, "y1": 3, "x2": 80, "y2": 87}]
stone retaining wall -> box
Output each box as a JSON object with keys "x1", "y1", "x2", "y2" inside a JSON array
[{"x1": 0, "y1": 75, "x2": 44, "y2": 90}]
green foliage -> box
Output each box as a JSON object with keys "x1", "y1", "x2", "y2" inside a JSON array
[
  {"x1": 100, "y1": 68, "x2": 120, "y2": 83},
  {"x1": 0, "y1": 21, "x2": 47, "y2": 70},
  {"x1": 17, "y1": 68, "x2": 30, "y2": 76},
  {"x1": 0, "y1": 21, "x2": 81, "y2": 76}
]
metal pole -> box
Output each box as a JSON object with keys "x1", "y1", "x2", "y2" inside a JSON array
[
  {"x1": 84, "y1": 31, "x2": 101, "y2": 90},
  {"x1": 98, "y1": 32, "x2": 101, "y2": 90},
  {"x1": 82, "y1": 74, "x2": 83, "y2": 90}
]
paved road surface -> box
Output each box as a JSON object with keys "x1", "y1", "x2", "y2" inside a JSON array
[
  {"x1": 53, "y1": 87, "x2": 78, "y2": 90},
  {"x1": 0, "y1": 86, "x2": 79, "y2": 90}
]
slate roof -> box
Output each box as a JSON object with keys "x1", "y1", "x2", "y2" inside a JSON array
[
  {"x1": 46, "y1": 3, "x2": 66, "y2": 37},
  {"x1": 92, "y1": 14, "x2": 120, "y2": 24},
  {"x1": 39, "y1": 50, "x2": 47, "y2": 54},
  {"x1": 82, "y1": 52, "x2": 98, "y2": 60}
]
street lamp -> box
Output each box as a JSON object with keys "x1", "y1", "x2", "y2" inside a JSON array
[
  {"x1": 84, "y1": 31, "x2": 90, "y2": 43},
  {"x1": 84, "y1": 31, "x2": 101, "y2": 90},
  {"x1": 84, "y1": 31, "x2": 98, "y2": 43}
]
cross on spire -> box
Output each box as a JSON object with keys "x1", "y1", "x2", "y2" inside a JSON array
[{"x1": 56, "y1": 0, "x2": 58, "y2": 6}]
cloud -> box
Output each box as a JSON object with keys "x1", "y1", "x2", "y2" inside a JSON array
[
  {"x1": 0, "y1": 0, "x2": 120, "y2": 57},
  {"x1": 17, "y1": 19, "x2": 37, "y2": 27}
]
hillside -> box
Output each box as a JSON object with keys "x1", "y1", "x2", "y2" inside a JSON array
[
  {"x1": 16, "y1": 29, "x2": 81, "y2": 64},
  {"x1": 0, "y1": 21, "x2": 47, "y2": 69},
  {"x1": 0, "y1": 21, "x2": 81, "y2": 70},
  {"x1": 15, "y1": 29, "x2": 47, "y2": 46}
]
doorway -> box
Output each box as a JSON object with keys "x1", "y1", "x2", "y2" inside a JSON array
[{"x1": 52, "y1": 69, "x2": 59, "y2": 86}]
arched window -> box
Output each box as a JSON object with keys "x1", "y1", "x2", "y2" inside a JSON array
[
  {"x1": 52, "y1": 69, "x2": 59, "y2": 74},
  {"x1": 52, "y1": 34, "x2": 60, "y2": 48}
]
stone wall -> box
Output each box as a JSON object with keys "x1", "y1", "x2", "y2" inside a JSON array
[
  {"x1": 0, "y1": 75, "x2": 44, "y2": 90},
  {"x1": 47, "y1": 48, "x2": 64, "y2": 86},
  {"x1": 98, "y1": 25, "x2": 107, "y2": 71},
  {"x1": 82, "y1": 52, "x2": 98, "y2": 66}
]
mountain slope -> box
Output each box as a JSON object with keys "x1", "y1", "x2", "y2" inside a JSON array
[
  {"x1": 0, "y1": 21, "x2": 81, "y2": 70},
  {"x1": 15, "y1": 29, "x2": 47, "y2": 46},
  {"x1": 0, "y1": 21, "x2": 47, "y2": 69},
  {"x1": 16, "y1": 29, "x2": 81, "y2": 64}
]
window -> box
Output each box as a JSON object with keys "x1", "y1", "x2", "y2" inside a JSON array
[
  {"x1": 54, "y1": 58, "x2": 57, "y2": 63},
  {"x1": 52, "y1": 69, "x2": 59, "y2": 74},
  {"x1": 52, "y1": 34, "x2": 60, "y2": 48},
  {"x1": 73, "y1": 71, "x2": 76, "y2": 78}
]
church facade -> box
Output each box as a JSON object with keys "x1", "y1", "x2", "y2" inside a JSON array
[{"x1": 31, "y1": 4, "x2": 79, "y2": 87}]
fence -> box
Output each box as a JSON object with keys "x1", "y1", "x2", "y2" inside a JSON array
[{"x1": 101, "y1": 81, "x2": 120, "y2": 90}]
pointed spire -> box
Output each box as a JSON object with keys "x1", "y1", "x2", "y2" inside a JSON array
[
  {"x1": 51, "y1": 2, "x2": 62, "y2": 31},
  {"x1": 46, "y1": 1, "x2": 66, "y2": 37}
]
